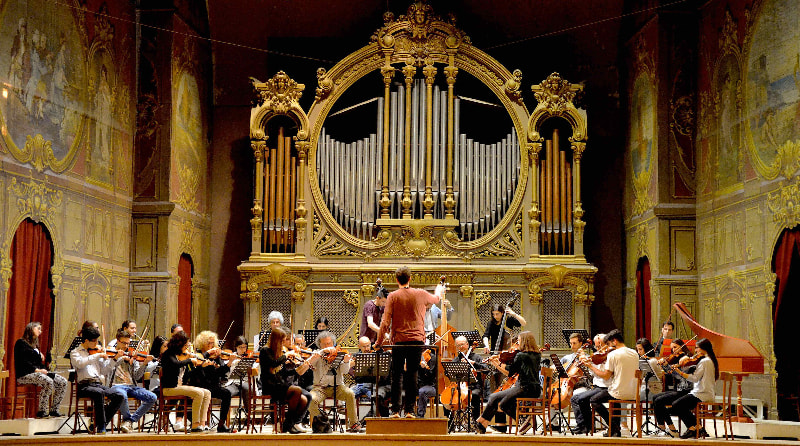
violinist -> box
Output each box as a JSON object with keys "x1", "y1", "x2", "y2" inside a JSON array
[
  {"x1": 107, "y1": 320, "x2": 138, "y2": 349},
  {"x1": 652, "y1": 339, "x2": 691, "y2": 437},
  {"x1": 69, "y1": 325, "x2": 126, "y2": 435},
  {"x1": 451, "y1": 335, "x2": 486, "y2": 423},
  {"x1": 579, "y1": 330, "x2": 639, "y2": 437},
  {"x1": 14, "y1": 322, "x2": 67, "y2": 418},
  {"x1": 475, "y1": 331, "x2": 541, "y2": 434},
  {"x1": 221, "y1": 336, "x2": 252, "y2": 406},
  {"x1": 144, "y1": 335, "x2": 168, "y2": 393},
  {"x1": 635, "y1": 338, "x2": 664, "y2": 400},
  {"x1": 655, "y1": 338, "x2": 718, "y2": 438},
  {"x1": 259, "y1": 327, "x2": 312, "y2": 434},
  {"x1": 570, "y1": 333, "x2": 609, "y2": 434},
  {"x1": 307, "y1": 331, "x2": 361, "y2": 432},
  {"x1": 192, "y1": 330, "x2": 235, "y2": 433},
  {"x1": 108, "y1": 329, "x2": 156, "y2": 433},
  {"x1": 292, "y1": 334, "x2": 314, "y2": 390},
  {"x1": 360, "y1": 283, "x2": 388, "y2": 345},
  {"x1": 161, "y1": 331, "x2": 213, "y2": 433},
  {"x1": 652, "y1": 321, "x2": 674, "y2": 358}
]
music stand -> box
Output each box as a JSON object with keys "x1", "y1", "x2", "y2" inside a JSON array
[
  {"x1": 549, "y1": 354, "x2": 576, "y2": 435},
  {"x1": 231, "y1": 357, "x2": 256, "y2": 429},
  {"x1": 561, "y1": 329, "x2": 590, "y2": 347},
  {"x1": 325, "y1": 351, "x2": 348, "y2": 432},
  {"x1": 299, "y1": 329, "x2": 323, "y2": 348},
  {"x1": 254, "y1": 331, "x2": 270, "y2": 350},
  {"x1": 352, "y1": 352, "x2": 392, "y2": 420},
  {"x1": 637, "y1": 358, "x2": 661, "y2": 435},
  {"x1": 64, "y1": 337, "x2": 83, "y2": 359},
  {"x1": 451, "y1": 330, "x2": 481, "y2": 347},
  {"x1": 426, "y1": 331, "x2": 437, "y2": 346},
  {"x1": 441, "y1": 360, "x2": 476, "y2": 433},
  {"x1": 128, "y1": 340, "x2": 139, "y2": 350}
]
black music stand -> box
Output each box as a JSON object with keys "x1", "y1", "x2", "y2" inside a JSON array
[
  {"x1": 451, "y1": 330, "x2": 481, "y2": 347},
  {"x1": 128, "y1": 340, "x2": 139, "y2": 350},
  {"x1": 324, "y1": 351, "x2": 348, "y2": 432},
  {"x1": 442, "y1": 360, "x2": 476, "y2": 433},
  {"x1": 256, "y1": 331, "x2": 271, "y2": 349},
  {"x1": 231, "y1": 357, "x2": 256, "y2": 429},
  {"x1": 549, "y1": 354, "x2": 576, "y2": 435},
  {"x1": 637, "y1": 358, "x2": 661, "y2": 436},
  {"x1": 63, "y1": 337, "x2": 83, "y2": 359},
  {"x1": 426, "y1": 331, "x2": 437, "y2": 346},
  {"x1": 561, "y1": 329, "x2": 590, "y2": 347},
  {"x1": 299, "y1": 329, "x2": 323, "y2": 348},
  {"x1": 352, "y1": 351, "x2": 392, "y2": 420}
]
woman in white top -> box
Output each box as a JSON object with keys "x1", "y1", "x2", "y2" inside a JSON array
[{"x1": 670, "y1": 338, "x2": 718, "y2": 438}]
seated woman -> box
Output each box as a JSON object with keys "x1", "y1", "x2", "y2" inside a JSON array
[
  {"x1": 193, "y1": 331, "x2": 235, "y2": 433},
  {"x1": 652, "y1": 338, "x2": 692, "y2": 436},
  {"x1": 475, "y1": 330, "x2": 541, "y2": 434},
  {"x1": 222, "y1": 336, "x2": 251, "y2": 409},
  {"x1": 669, "y1": 338, "x2": 719, "y2": 439},
  {"x1": 144, "y1": 336, "x2": 167, "y2": 393},
  {"x1": 635, "y1": 337, "x2": 664, "y2": 400},
  {"x1": 259, "y1": 327, "x2": 312, "y2": 434},
  {"x1": 14, "y1": 322, "x2": 67, "y2": 418},
  {"x1": 161, "y1": 331, "x2": 213, "y2": 433}
]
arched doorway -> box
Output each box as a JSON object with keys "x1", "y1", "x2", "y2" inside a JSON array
[
  {"x1": 635, "y1": 256, "x2": 652, "y2": 340},
  {"x1": 2, "y1": 219, "x2": 55, "y2": 408},
  {"x1": 772, "y1": 226, "x2": 800, "y2": 421},
  {"x1": 177, "y1": 254, "x2": 194, "y2": 336}
]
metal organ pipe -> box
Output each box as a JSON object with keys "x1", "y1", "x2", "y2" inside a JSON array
[
  {"x1": 315, "y1": 75, "x2": 521, "y2": 241},
  {"x1": 538, "y1": 127, "x2": 574, "y2": 255}
]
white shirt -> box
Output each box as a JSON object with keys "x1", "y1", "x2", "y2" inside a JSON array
[
  {"x1": 686, "y1": 357, "x2": 716, "y2": 402},
  {"x1": 309, "y1": 352, "x2": 351, "y2": 387},
  {"x1": 70, "y1": 346, "x2": 112, "y2": 385},
  {"x1": 593, "y1": 361, "x2": 610, "y2": 388},
  {"x1": 606, "y1": 346, "x2": 640, "y2": 400}
]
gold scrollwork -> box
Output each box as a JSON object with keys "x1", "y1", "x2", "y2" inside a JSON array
[
  {"x1": 241, "y1": 263, "x2": 309, "y2": 303},
  {"x1": 767, "y1": 179, "x2": 800, "y2": 230},
  {"x1": 252, "y1": 71, "x2": 304, "y2": 113},
  {"x1": 360, "y1": 284, "x2": 375, "y2": 299},
  {"x1": 531, "y1": 72, "x2": 581, "y2": 115},
  {"x1": 343, "y1": 290, "x2": 360, "y2": 307},
  {"x1": 9, "y1": 177, "x2": 63, "y2": 224},
  {"x1": 474, "y1": 291, "x2": 492, "y2": 308}
]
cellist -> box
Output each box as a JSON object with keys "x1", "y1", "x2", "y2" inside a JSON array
[{"x1": 447, "y1": 335, "x2": 487, "y2": 422}]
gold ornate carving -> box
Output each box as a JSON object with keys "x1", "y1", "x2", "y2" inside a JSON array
[
  {"x1": 492, "y1": 275, "x2": 505, "y2": 284},
  {"x1": 315, "y1": 68, "x2": 333, "y2": 102},
  {"x1": 470, "y1": 214, "x2": 523, "y2": 259},
  {"x1": 8, "y1": 178, "x2": 63, "y2": 224},
  {"x1": 252, "y1": 71, "x2": 305, "y2": 114},
  {"x1": 767, "y1": 179, "x2": 800, "y2": 230},
  {"x1": 474, "y1": 291, "x2": 492, "y2": 308},
  {"x1": 525, "y1": 268, "x2": 594, "y2": 306},
  {"x1": 343, "y1": 290, "x2": 360, "y2": 307},
  {"x1": 175, "y1": 163, "x2": 200, "y2": 213},
  {"x1": 360, "y1": 284, "x2": 375, "y2": 299},
  {"x1": 531, "y1": 72, "x2": 581, "y2": 115},
  {"x1": 504, "y1": 69, "x2": 524, "y2": 105},
  {"x1": 719, "y1": 9, "x2": 739, "y2": 53},
  {"x1": 331, "y1": 274, "x2": 342, "y2": 283},
  {"x1": 459, "y1": 285, "x2": 473, "y2": 300},
  {"x1": 241, "y1": 263, "x2": 309, "y2": 303},
  {"x1": 179, "y1": 219, "x2": 197, "y2": 256}
]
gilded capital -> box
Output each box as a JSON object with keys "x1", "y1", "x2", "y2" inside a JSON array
[{"x1": 459, "y1": 285, "x2": 473, "y2": 300}]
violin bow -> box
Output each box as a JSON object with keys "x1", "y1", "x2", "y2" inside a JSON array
[{"x1": 221, "y1": 320, "x2": 234, "y2": 346}]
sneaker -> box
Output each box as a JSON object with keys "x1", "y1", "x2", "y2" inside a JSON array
[
  {"x1": 172, "y1": 421, "x2": 184, "y2": 431},
  {"x1": 294, "y1": 423, "x2": 310, "y2": 433},
  {"x1": 680, "y1": 429, "x2": 697, "y2": 439},
  {"x1": 35, "y1": 410, "x2": 49, "y2": 419},
  {"x1": 405, "y1": 413, "x2": 415, "y2": 419},
  {"x1": 347, "y1": 422, "x2": 364, "y2": 433},
  {"x1": 190, "y1": 427, "x2": 205, "y2": 433},
  {"x1": 48, "y1": 410, "x2": 64, "y2": 417},
  {"x1": 389, "y1": 412, "x2": 401, "y2": 418},
  {"x1": 216, "y1": 424, "x2": 232, "y2": 433},
  {"x1": 120, "y1": 421, "x2": 133, "y2": 433}
]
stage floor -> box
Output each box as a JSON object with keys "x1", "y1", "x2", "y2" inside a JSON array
[{"x1": 0, "y1": 431, "x2": 790, "y2": 445}]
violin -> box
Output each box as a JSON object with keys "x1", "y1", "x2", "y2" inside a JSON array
[
  {"x1": 421, "y1": 349, "x2": 432, "y2": 369},
  {"x1": 679, "y1": 351, "x2": 705, "y2": 368},
  {"x1": 590, "y1": 345, "x2": 615, "y2": 364},
  {"x1": 324, "y1": 346, "x2": 347, "y2": 364}
]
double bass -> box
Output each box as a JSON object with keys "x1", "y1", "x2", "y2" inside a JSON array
[{"x1": 434, "y1": 276, "x2": 452, "y2": 395}]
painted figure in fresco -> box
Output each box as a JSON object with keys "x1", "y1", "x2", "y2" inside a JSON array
[
  {"x1": 25, "y1": 30, "x2": 52, "y2": 120},
  {"x1": 94, "y1": 65, "x2": 112, "y2": 165},
  {"x1": 49, "y1": 32, "x2": 69, "y2": 126},
  {"x1": 8, "y1": 18, "x2": 30, "y2": 93}
]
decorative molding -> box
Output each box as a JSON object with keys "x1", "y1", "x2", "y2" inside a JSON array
[
  {"x1": 459, "y1": 285, "x2": 473, "y2": 300},
  {"x1": 531, "y1": 72, "x2": 581, "y2": 115},
  {"x1": 474, "y1": 291, "x2": 492, "y2": 308},
  {"x1": 767, "y1": 179, "x2": 800, "y2": 230},
  {"x1": 525, "y1": 266, "x2": 594, "y2": 306},
  {"x1": 252, "y1": 71, "x2": 304, "y2": 114},
  {"x1": 241, "y1": 263, "x2": 310, "y2": 303},
  {"x1": 8, "y1": 178, "x2": 63, "y2": 224},
  {"x1": 343, "y1": 290, "x2": 360, "y2": 307}
]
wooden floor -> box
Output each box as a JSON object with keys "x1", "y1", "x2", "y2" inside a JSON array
[{"x1": 0, "y1": 431, "x2": 790, "y2": 445}]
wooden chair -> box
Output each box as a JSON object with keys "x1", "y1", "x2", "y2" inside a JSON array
[
  {"x1": 247, "y1": 368, "x2": 283, "y2": 433},
  {"x1": 695, "y1": 371, "x2": 734, "y2": 440},
  {"x1": 0, "y1": 371, "x2": 12, "y2": 419},
  {"x1": 65, "y1": 370, "x2": 118, "y2": 434},
  {"x1": 515, "y1": 367, "x2": 553, "y2": 435},
  {"x1": 155, "y1": 369, "x2": 190, "y2": 434},
  {"x1": 591, "y1": 369, "x2": 642, "y2": 437},
  {"x1": 13, "y1": 382, "x2": 41, "y2": 418}
]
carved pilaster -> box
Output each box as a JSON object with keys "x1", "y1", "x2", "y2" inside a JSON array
[
  {"x1": 444, "y1": 63, "x2": 458, "y2": 218},
  {"x1": 295, "y1": 138, "x2": 310, "y2": 242}
]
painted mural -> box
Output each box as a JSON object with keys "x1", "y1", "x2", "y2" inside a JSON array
[
  {"x1": 629, "y1": 72, "x2": 656, "y2": 214},
  {"x1": 716, "y1": 53, "x2": 742, "y2": 189},
  {"x1": 744, "y1": 0, "x2": 800, "y2": 179},
  {"x1": 0, "y1": 0, "x2": 87, "y2": 171},
  {"x1": 87, "y1": 48, "x2": 116, "y2": 184}
]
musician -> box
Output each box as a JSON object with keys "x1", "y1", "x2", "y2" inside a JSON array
[
  {"x1": 579, "y1": 329, "x2": 639, "y2": 437},
  {"x1": 292, "y1": 334, "x2": 314, "y2": 390},
  {"x1": 70, "y1": 325, "x2": 126, "y2": 435},
  {"x1": 14, "y1": 322, "x2": 67, "y2": 418},
  {"x1": 670, "y1": 338, "x2": 718, "y2": 438},
  {"x1": 652, "y1": 321, "x2": 675, "y2": 357},
  {"x1": 315, "y1": 317, "x2": 330, "y2": 330},
  {"x1": 360, "y1": 285, "x2": 388, "y2": 345},
  {"x1": 144, "y1": 335, "x2": 167, "y2": 393},
  {"x1": 77, "y1": 320, "x2": 99, "y2": 338},
  {"x1": 451, "y1": 335, "x2": 487, "y2": 422},
  {"x1": 170, "y1": 324, "x2": 184, "y2": 335},
  {"x1": 306, "y1": 331, "x2": 361, "y2": 432},
  {"x1": 635, "y1": 338, "x2": 664, "y2": 400},
  {"x1": 423, "y1": 298, "x2": 453, "y2": 336},
  {"x1": 475, "y1": 331, "x2": 542, "y2": 434},
  {"x1": 482, "y1": 304, "x2": 526, "y2": 353},
  {"x1": 549, "y1": 332, "x2": 590, "y2": 431},
  {"x1": 416, "y1": 347, "x2": 438, "y2": 418},
  {"x1": 192, "y1": 330, "x2": 235, "y2": 433},
  {"x1": 161, "y1": 330, "x2": 213, "y2": 433},
  {"x1": 651, "y1": 339, "x2": 696, "y2": 437},
  {"x1": 268, "y1": 311, "x2": 284, "y2": 331},
  {"x1": 107, "y1": 320, "x2": 138, "y2": 348},
  {"x1": 570, "y1": 333, "x2": 609, "y2": 434},
  {"x1": 375, "y1": 266, "x2": 446, "y2": 418},
  {"x1": 259, "y1": 327, "x2": 312, "y2": 434},
  {"x1": 222, "y1": 336, "x2": 251, "y2": 406},
  {"x1": 108, "y1": 328, "x2": 156, "y2": 433}
]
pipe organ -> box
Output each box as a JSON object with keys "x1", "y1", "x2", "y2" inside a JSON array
[
  {"x1": 316, "y1": 80, "x2": 520, "y2": 241},
  {"x1": 241, "y1": 2, "x2": 596, "y2": 352}
]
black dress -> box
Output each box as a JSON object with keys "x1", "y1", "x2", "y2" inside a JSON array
[{"x1": 258, "y1": 346, "x2": 290, "y2": 400}]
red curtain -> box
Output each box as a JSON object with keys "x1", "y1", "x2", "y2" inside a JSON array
[
  {"x1": 635, "y1": 258, "x2": 652, "y2": 340},
  {"x1": 177, "y1": 254, "x2": 193, "y2": 335},
  {"x1": 3, "y1": 219, "x2": 54, "y2": 400},
  {"x1": 773, "y1": 228, "x2": 800, "y2": 324}
]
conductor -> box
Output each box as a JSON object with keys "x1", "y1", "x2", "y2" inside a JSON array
[{"x1": 375, "y1": 266, "x2": 446, "y2": 418}]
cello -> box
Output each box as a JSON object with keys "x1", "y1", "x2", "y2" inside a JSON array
[{"x1": 548, "y1": 342, "x2": 592, "y2": 408}]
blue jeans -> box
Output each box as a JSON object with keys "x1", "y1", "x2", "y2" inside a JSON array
[
  {"x1": 416, "y1": 385, "x2": 436, "y2": 417},
  {"x1": 111, "y1": 384, "x2": 157, "y2": 422},
  {"x1": 352, "y1": 383, "x2": 372, "y2": 400}
]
